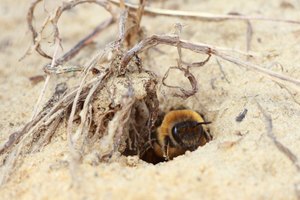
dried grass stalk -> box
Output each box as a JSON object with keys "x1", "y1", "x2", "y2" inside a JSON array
[
  {"x1": 257, "y1": 102, "x2": 300, "y2": 199},
  {"x1": 120, "y1": 34, "x2": 300, "y2": 87},
  {"x1": 109, "y1": 0, "x2": 300, "y2": 24}
]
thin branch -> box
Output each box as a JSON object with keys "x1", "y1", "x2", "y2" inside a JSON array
[
  {"x1": 43, "y1": 17, "x2": 115, "y2": 74},
  {"x1": 226, "y1": 12, "x2": 253, "y2": 53},
  {"x1": 26, "y1": 0, "x2": 113, "y2": 60},
  {"x1": 161, "y1": 46, "x2": 210, "y2": 98},
  {"x1": 257, "y1": 102, "x2": 300, "y2": 171},
  {"x1": 116, "y1": 10, "x2": 128, "y2": 48},
  {"x1": 120, "y1": 34, "x2": 300, "y2": 87},
  {"x1": 246, "y1": 20, "x2": 253, "y2": 52},
  {"x1": 274, "y1": 81, "x2": 300, "y2": 106},
  {"x1": 72, "y1": 69, "x2": 111, "y2": 152},
  {"x1": 31, "y1": 39, "x2": 60, "y2": 120},
  {"x1": 109, "y1": 0, "x2": 300, "y2": 24},
  {"x1": 215, "y1": 58, "x2": 230, "y2": 83},
  {"x1": 162, "y1": 66, "x2": 198, "y2": 99},
  {"x1": 26, "y1": 0, "x2": 52, "y2": 59},
  {"x1": 0, "y1": 77, "x2": 96, "y2": 156},
  {"x1": 31, "y1": 112, "x2": 63, "y2": 153},
  {"x1": 257, "y1": 101, "x2": 300, "y2": 199},
  {"x1": 136, "y1": 0, "x2": 146, "y2": 28},
  {"x1": 218, "y1": 53, "x2": 300, "y2": 87},
  {"x1": 51, "y1": 0, "x2": 111, "y2": 44},
  {"x1": 57, "y1": 17, "x2": 115, "y2": 66}
]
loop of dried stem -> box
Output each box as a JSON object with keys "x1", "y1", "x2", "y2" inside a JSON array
[
  {"x1": 51, "y1": 0, "x2": 112, "y2": 42},
  {"x1": 26, "y1": 0, "x2": 52, "y2": 59},
  {"x1": 161, "y1": 42, "x2": 211, "y2": 98},
  {"x1": 58, "y1": 17, "x2": 114, "y2": 65},
  {"x1": 26, "y1": 0, "x2": 114, "y2": 60},
  {"x1": 162, "y1": 66, "x2": 198, "y2": 99},
  {"x1": 43, "y1": 16, "x2": 115, "y2": 74}
]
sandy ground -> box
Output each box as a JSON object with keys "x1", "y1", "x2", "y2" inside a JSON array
[{"x1": 1, "y1": 0, "x2": 300, "y2": 199}]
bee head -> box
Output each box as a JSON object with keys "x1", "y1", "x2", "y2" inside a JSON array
[{"x1": 171, "y1": 121, "x2": 210, "y2": 150}]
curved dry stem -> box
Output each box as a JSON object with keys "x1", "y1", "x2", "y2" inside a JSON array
[
  {"x1": 120, "y1": 34, "x2": 300, "y2": 87},
  {"x1": 51, "y1": 0, "x2": 112, "y2": 43},
  {"x1": 26, "y1": 0, "x2": 114, "y2": 60},
  {"x1": 162, "y1": 66, "x2": 198, "y2": 99},
  {"x1": 257, "y1": 102, "x2": 300, "y2": 171},
  {"x1": 53, "y1": 17, "x2": 115, "y2": 67},
  {"x1": 26, "y1": 0, "x2": 52, "y2": 59},
  {"x1": 256, "y1": 101, "x2": 300, "y2": 199}
]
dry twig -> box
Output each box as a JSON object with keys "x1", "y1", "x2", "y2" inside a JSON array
[
  {"x1": 257, "y1": 102, "x2": 300, "y2": 199},
  {"x1": 258, "y1": 103, "x2": 300, "y2": 171},
  {"x1": 31, "y1": 39, "x2": 60, "y2": 120},
  {"x1": 0, "y1": 77, "x2": 95, "y2": 156},
  {"x1": 162, "y1": 66, "x2": 197, "y2": 98},
  {"x1": 26, "y1": 0, "x2": 52, "y2": 59},
  {"x1": 274, "y1": 81, "x2": 300, "y2": 106},
  {"x1": 246, "y1": 20, "x2": 253, "y2": 52},
  {"x1": 26, "y1": 0, "x2": 113, "y2": 60},
  {"x1": 162, "y1": 44, "x2": 211, "y2": 98},
  {"x1": 57, "y1": 17, "x2": 114, "y2": 66},
  {"x1": 120, "y1": 34, "x2": 300, "y2": 87},
  {"x1": 43, "y1": 17, "x2": 115, "y2": 74},
  {"x1": 215, "y1": 58, "x2": 230, "y2": 83},
  {"x1": 109, "y1": 0, "x2": 300, "y2": 24}
]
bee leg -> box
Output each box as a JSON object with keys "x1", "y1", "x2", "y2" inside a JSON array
[
  {"x1": 204, "y1": 130, "x2": 212, "y2": 141},
  {"x1": 163, "y1": 137, "x2": 170, "y2": 160}
]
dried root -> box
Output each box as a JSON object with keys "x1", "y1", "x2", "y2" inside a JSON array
[{"x1": 24, "y1": 0, "x2": 114, "y2": 61}]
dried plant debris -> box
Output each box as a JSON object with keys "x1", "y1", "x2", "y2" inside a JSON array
[
  {"x1": 257, "y1": 102, "x2": 300, "y2": 198},
  {"x1": 235, "y1": 108, "x2": 248, "y2": 122},
  {"x1": 2, "y1": 0, "x2": 300, "y2": 186}
]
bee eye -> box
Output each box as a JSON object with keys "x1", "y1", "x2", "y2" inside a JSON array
[
  {"x1": 173, "y1": 126, "x2": 178, "y2": 134},
  {"x1": 171, "y1": 121, "x2": 204, "y2": 148},
  {"x1": 172, "y1": 124, "x2": 181, "y2": 138}
]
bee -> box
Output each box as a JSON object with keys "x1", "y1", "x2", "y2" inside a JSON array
[{"x1": 153, "y1": 109, "x2": 211, "y2": 160}]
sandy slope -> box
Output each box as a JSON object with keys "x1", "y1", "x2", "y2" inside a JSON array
[{"x1": 1, "y1": 0, "x2": 300, "y2": 199}]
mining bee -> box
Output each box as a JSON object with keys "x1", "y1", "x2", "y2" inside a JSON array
[{"x1": 153, "y1": 109, "x2": 211, "y2": 160}]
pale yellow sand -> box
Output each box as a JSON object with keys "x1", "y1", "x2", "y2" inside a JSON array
[{"x1": 1, "y1": 0, "x2": 300, "y2": 199}]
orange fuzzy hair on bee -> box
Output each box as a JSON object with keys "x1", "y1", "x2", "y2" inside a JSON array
[{"x1": 153, "y1": 109, "x2": 211, "y2": 160}]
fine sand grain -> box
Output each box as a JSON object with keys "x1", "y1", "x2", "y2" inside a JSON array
[{"x1": 1, "y1": 0, "x2": 300, "y2": 199}]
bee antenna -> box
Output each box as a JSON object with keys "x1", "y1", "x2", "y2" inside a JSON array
[{"x1": 195, "y1": 121, "x2": 211, "y2": 127}]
